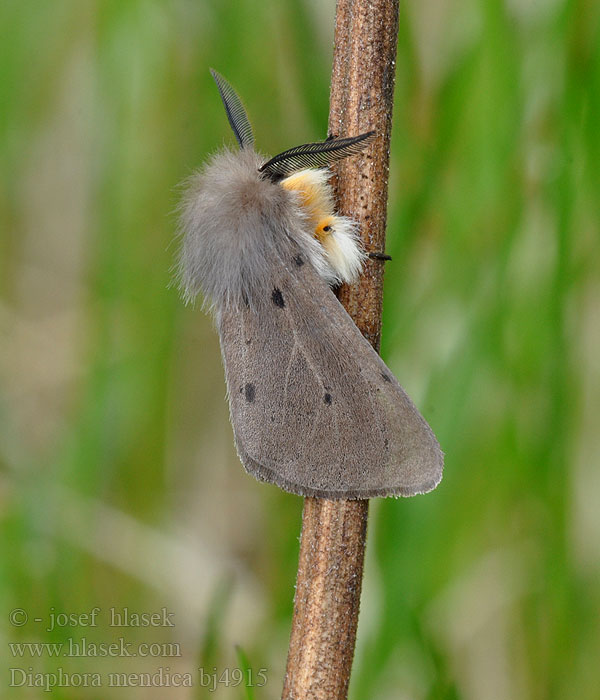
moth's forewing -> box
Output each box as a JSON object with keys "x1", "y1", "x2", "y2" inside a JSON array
[{"x1": 218, "y1": 248, "x2": 443, "y2": 499}]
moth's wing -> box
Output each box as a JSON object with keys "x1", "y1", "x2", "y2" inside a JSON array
[{"x1": 218, "y1": 252, "x2": 443, "y2": 499}]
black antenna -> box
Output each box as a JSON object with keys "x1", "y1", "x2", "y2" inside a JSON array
[
  {"x1": 210, "y1": 69, "x2": 254, "y2": 149},
  {"x1": 259, "y1": 132, "x2": 375, "y2": 181}
]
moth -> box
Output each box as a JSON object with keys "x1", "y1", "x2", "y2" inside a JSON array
[{"x1": 177, "y1": 70, "x2": 443, "y2": 499}]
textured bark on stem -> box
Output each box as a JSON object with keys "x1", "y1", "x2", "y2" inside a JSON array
[{"x1": 281, "y1": 1, "x2": 399, "y2": 698}]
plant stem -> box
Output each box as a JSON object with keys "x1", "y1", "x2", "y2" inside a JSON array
[
  {"x1": 281, "y1": 498, "x2": 369, "y2": 699},
  {"x1": 281, "y1": 1, "x2": 399, "y2": 698}
]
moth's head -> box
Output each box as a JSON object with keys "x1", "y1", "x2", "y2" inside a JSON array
[
  {"x1": 210, "y1": 68, "x2": 375, "y2": 186},
  {"x1": 314, "y1": 215, "x2": 336, "y2": 243}
]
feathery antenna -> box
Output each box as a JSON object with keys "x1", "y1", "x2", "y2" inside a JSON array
[
  {"x1": 210, "y1": 69, "x2": 254, "y2": 149},
  {"x1": 259, "y1": 132, "x2": 375, "y2": 181}
]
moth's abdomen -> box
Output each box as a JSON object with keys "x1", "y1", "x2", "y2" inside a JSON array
[{"x1": 177, "y1": 148, "x2": 320, "y2": 311}]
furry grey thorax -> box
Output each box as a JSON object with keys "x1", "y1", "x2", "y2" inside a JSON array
[{"x1": 177, "y1": 148, "x2": 331, "y2": 312}]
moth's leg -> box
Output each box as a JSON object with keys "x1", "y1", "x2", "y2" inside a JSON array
[{"x1": 368, "y1": 252, "x2": 392, "y2": 261}]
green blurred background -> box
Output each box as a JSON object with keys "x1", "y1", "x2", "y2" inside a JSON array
[{"x1": 1, "y1": 0, "x2": 599, "y2": 698}]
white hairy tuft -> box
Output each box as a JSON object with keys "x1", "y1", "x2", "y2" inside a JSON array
[{"x1": 322, "y1": 217, "x2": 367, "y2": 284}]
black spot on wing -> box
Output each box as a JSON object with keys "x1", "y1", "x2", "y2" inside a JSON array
[
  {"x1": 244, "y1": 383, "x2": 256, "y2": 402},
  {"x1": 294, "y1": 254, "x2": 304, "y2": 267},
  {"x1": 324, "y1": 393, "x2": 332, "y2": 405},
  {"x1": 272, "y1": 288, "x2": 285, "y2": 308}
]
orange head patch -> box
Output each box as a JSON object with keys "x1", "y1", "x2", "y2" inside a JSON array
[{"x1": 314, "y1": 216, "x2": 336, "y2": 243}]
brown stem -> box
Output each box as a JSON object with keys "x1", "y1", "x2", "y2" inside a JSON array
[{"x1": 281, "y1": 1, "x2": 399, "y2": 698}]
